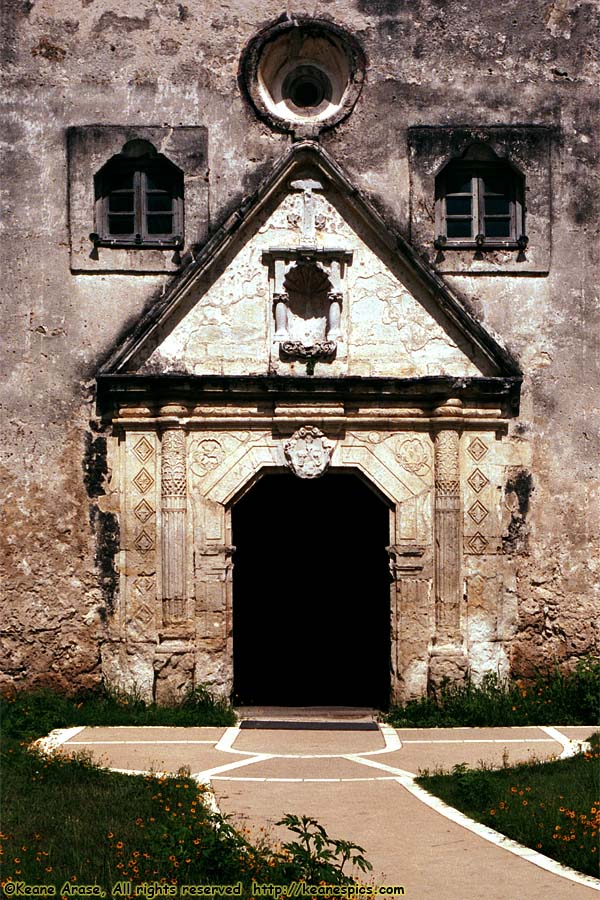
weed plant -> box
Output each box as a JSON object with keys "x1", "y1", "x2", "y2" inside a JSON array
[
  {"x1": 417, "y1": 734, "x2": 600, "y2": 878},
  {"x1": 386, "y1": 658, "x2": 600, "y2": 728}
]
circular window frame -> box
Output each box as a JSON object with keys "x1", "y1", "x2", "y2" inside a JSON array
[{"x1": 239, "y1": 17, "x2": 366, "y2": 136}]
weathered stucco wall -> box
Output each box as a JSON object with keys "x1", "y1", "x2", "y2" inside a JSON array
[{"x1": 1, "y1": 0, "x2": 598, "y2": 696}]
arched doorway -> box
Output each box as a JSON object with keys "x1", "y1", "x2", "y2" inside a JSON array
[{"x1": 231, "y1": 471, "x2": 391, "y2": 707}]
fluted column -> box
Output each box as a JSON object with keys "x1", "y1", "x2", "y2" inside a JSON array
[{"x1": 160, "y1": 428, "x2": 187, "y2": 624}]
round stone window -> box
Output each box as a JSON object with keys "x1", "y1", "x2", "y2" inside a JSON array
[
  {"x1": 241, "y1": 19, "x2": 365, "y2": 134},
  {"x1": 282, "y1": 65, "x2": 332, "y2": 114}
]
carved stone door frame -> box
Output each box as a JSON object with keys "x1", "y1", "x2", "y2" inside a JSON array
[{"x1": 99, "y1": 377, "x2": 514, "y2": 705}]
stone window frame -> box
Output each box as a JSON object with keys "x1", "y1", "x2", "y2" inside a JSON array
[
  {"x1": 408, "y1": 126, "x2": 555, "y2": 275},
  {"x1": 67, "y1": 125, "x2": 208, "y2": 274},
  {"x1": 92, "y1": 147, "x2": 184, "y2": 251}
]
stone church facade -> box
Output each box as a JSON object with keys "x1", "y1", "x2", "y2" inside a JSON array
[{"x1": 1, "y1": 1, "x2": 598, "y2": 706}]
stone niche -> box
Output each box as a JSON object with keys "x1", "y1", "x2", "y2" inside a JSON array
[{"x1": 96, "y1": 142, "x2": 523, "y2": 706}]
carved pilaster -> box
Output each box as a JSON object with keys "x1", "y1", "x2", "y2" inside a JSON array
[
  {"x1": 273, "y1": 292, "x2": 289, "y2": 339},
  {"x1": 328, "y1": 291, "x2": 343, "y2": 340},
  {"x1": 161, "y1": 429, "x2": 187, "y2": 625},
  {"x1": 433, "y1": 428, "x2": 462, "y2": 642}
]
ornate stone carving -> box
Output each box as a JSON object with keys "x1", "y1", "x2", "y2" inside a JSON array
[
  {"x1": 435, "y1": 429, "x2": 460, "y2": 481},
  {"x1": 467, "y1": 436, "x2": 489, "y2": 462},
  {"x1": 280, "y1": 340, "x2": 337, "y2": 360},
  {"x1": 133, "y1": 468, "x2": 154, "y2": 494},
  {"x1": 161, "y1": 430, "x2": 186, "y2": 497},
  {"x1": 161, "y1": 429, "x2": 187, "y2": 623},
  {"x1": 129, "y1": 575, "x2": 155, "y2": 626},
  {"x1": 263, "y1": 248, "x2": 351, "y2": 354},
  {"x1": 284, "y1": 426, "x2": 334, "y2": 479},
  {"x1": 134, "y1": 529, "x2": 154, "y2": 554},
  {"x1": 433, "y1": 428, "x2": 462, "y2": 641},
  {"x1": 467, "y1": 468, "x2": 489, "y2": 493},
  {"x1": 468, "y1": 499, "x2": 489, "y2": 525},
  {"x1": 133, "y1": 436, "x2": 154, "y2": 463},
  {"x1": 133, "y1": 499, "x2": 154, "y2": 524},
  {"x1": 468, "y1": 532, "x2": 489, "y2": 554},
  {"x1": 132, "y1": 574, "x2": 155, "y2": 597},
  {"x1": 395, "y1": 437, "x2": 431, "y2": 476},
  {"x1": 130, "y1": 602, "x2": 154, "y2": 627},
  {"x1": 190, "y1": 438, "x2": 224, "y2": 477}
]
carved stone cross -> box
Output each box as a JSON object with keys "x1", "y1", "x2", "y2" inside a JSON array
[{"x1": 290, "y1": 178, "x2": 324, "y2": 243}]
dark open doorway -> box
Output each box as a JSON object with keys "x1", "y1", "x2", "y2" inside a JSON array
[{"x1": 232, "y1": 471, "x2": 391, "y2": 708}]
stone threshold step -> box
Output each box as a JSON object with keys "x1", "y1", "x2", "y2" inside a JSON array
[
  {"x1": 239, "y1": 720, "x2": 379, "y2": 731},
  {"x1": 235, "y1": 706, "x2": 379, "y2": 730}
]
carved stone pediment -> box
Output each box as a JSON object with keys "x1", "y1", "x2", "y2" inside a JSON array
[{"x1": 284, "y1": 425, "x2": 334, "y2": 479}]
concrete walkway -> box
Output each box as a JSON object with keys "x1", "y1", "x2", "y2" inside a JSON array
[{"x1": 48, "y1": 718, "x2": 599, "y2": 900}]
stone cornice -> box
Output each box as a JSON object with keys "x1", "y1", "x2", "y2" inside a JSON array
[{"x1": 97, "y1": 373, "x2": 521, "y2": 420}]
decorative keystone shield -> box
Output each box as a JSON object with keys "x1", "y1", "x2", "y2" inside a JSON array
[{"x1": 284, "y1": 426, "x2": 334, "y2": 479}]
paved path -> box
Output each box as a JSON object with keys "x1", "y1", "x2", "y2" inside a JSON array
[{"x1": 50, "y1": 721, "x2": 599, "y2": 900}]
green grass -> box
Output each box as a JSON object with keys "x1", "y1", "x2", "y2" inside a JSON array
[
  {"x1": 1, "y1": 685, "x2": 237, "y2": 743},
  {"x1": 0, "y1": 688, "x2": 372, "y2": 895},
  {"x1": 417, "y1": 733, "x2": 600, "y2": 878},
  {"x1": 385, "y1": 658, "x2": 600, "y2": 727}
]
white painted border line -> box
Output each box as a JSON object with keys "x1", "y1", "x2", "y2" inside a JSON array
[
  {"x1": 192, "y1": 752, "x2": 273, "y2": 781},
  {"x1": 66, "y1": 740, "x2": 217, "y2": 745},
  {"x1": 33, "y1": 726, "x2": 86, "y2": 752},
  {"x1": 539, "y1": 726, "x2": 589, "y2": 759},
  {"x1": 215, "y1": 725, "x2": 243, "y2": 752},
  {"x1": 397, "y1": 738, "x2": 556, "y2": 744},
  {"x1": 211, "y1": 775, "x2": 399, "y2": 783},
  {"x1": 344, "y1": 754, "x2": 416, "y2": 778},
  {"x1": 398, "y1": 776, "x2": 600, "y2": 892}
]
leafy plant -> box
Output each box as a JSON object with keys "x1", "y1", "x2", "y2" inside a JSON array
[{"x1": 274, "y1": 814, "x2": 373, "y2": 884}]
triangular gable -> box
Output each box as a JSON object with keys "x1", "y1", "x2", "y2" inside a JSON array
[{"x1": 99, "y1": 142, "x2": 521, "y2": 381}]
